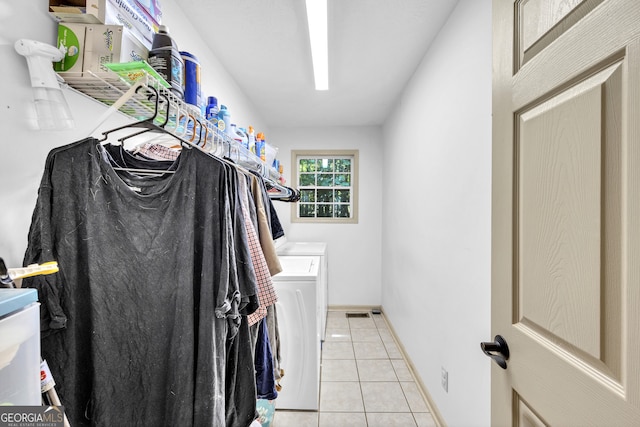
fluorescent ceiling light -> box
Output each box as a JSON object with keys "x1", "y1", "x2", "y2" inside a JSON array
[{"x1": 305, "y1": 0, "x2": 328, "y2": 90}]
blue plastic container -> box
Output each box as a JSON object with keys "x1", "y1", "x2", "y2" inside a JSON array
[
  {"x1": 180, "y1": 51, "x2": 201, "y2": 107},
  {"x1": 206, "y1": 96, "x2": 218, "y2": 122}
]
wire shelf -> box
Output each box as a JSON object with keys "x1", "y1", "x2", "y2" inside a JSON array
[
  {"x1": 59, "y1": 70, "x2": 164, "y2": 120},
  {"x1": 57, "y1": 69, "x2": 285, "y2": 190}
]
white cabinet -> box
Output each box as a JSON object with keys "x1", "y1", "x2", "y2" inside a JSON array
[{"x1": 0, "y1": 289, "x2": 41, "y2": 405}]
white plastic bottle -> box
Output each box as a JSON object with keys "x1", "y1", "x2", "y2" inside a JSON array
[
  {"x1": 248, "y1": 126, "x2": 256, "y2": 154},
  {"x1": 230, "y1": 124, "x2": 248, "y2": 149},
  {"x1": 238, "y1": 127, "x2": 249, "y2": 150}
]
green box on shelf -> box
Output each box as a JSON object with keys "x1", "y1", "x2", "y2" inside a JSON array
[
  {"x1": 55, "y1": 23, "x2": 124, "y2": 73},
  {"x1": 104, "y1": 61, "x2": 170, "y2": 88}
]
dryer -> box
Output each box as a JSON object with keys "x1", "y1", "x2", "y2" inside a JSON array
[
  {"x1": 272, "y1": 255, "x2": 321, "y2": 410},
  {"x1": 276, "y1": 241, "x2": 328, "y2": 340}
]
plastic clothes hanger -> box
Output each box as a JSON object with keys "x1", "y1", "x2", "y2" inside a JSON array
[
  {"x1": 98, "y1": 85, "x2": 163, "y2": 143},
  {"x1": 116, "y1": 89, "x2": 173, "y2": 147},
  {"x1": 200, "y1": 123, "x2": 211, "y2": 150},
  {"x1": 165, "y1": 109, "x2": 196, "y2": 150},
  {"x1": 130, "y1": 94, "x2": 184, "y2": 155},
  {"x1": 195, "y1": 118, "x2": 207, "y2": 148},
  {"x1": 99, "y1": 88, "x2": 196, "y2": 175},
  {"x1": 99, "y1": 84, "x2": 264, "y2": 179},
  {"x1": 265, "y1": 181, "x2": 300, "y2": 202},
  {"x1": 209, "y1": 126, "x2": 224, "y2": 157},
  {"x1": 99, "y1": 86, "x2": 192, "y2": 148}
]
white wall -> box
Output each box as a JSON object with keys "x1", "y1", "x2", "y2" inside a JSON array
[
  {"x1": 269, "y1": 126, "x2": 383, "y2": 307},
  {"x1": 160, "y1": 0, "x2": 267, "y2": 132},
  {"x1": 2, "y1": 1, "x2": 492, "y2": 424},
  {"x1": 0, "y1": 0, "x2": 266, "y2": 267},
  {"x1": 381, "y1": 1, "x2": 492, "y2": 426}
]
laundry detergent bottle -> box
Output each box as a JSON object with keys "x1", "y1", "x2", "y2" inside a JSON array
[
  {"x1": 217, "y1": 104, "x2": 231, "y2": 135},
  {"x1": 238, "y1": 127, "x2": 249, "y2": 150},
  {"x1": 148, "y1": 25, "x2": 184, "y2": 99},
  {"x1": 255, "y1": 132, "x2": 266, "y2": 161},
  {"x1": 230, "y1": 125, "x2": 248, "y2": 149},
  {"x1": 248, "y1": 126, "x2": 256, "y2": 154}
]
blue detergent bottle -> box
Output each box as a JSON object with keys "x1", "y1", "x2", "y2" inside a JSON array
[
  {"x1": 217, "y1": 105, "x2": 231, "y2": 134},
  {"x1": 206, "y1": 96, "x2": 218, "y2": 126}
]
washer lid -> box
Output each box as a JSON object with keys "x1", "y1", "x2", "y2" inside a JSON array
[
  {"x1": 273, "y1": 256, "x2": 320, "y2": 280},
  {"x1": 276, "y1": 241, "x2": 327, "y2": 256}
]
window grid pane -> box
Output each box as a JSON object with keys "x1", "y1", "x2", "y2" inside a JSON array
[
  {"x1": 299, "y1": 159, "x2": 317, "y2": 172},
  {"x1": 300, "y1": 189, "x2": 315, "y2": 202},
  {"x1": 334, "y1": 204, "x2": 351, "y2": 218},
  {"x1": 317, "y1": 174, "x2": 334, "y2": 186},
  {"x1": 317, "y1": 204, "x2": 333, "y2": 217},
  {"x1": 335, "y1": 174, "x2": 350, "y2": 186},
  {"x1": 334, "y1": 189, "x2": 350, "y2": 203},
  {"x1": 299, "y1": 204, "x2": 316, "y2": 217},
  {"x1": 299, "y1": 173, "x2": 315, "y2": 186},
  {"x1": 317, "y1": 158, "x2": 333, "y2": 172},
  {"x1": 296, "y1": 154, "x2": 354, "y2": 220}
]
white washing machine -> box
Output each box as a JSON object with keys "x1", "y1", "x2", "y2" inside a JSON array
[
  {"x1": 272, "y1": 255, "x2": 321, "y2": 410},
  {"x1": 276, "y1": 241, "x2": 328, "y2": 341}
]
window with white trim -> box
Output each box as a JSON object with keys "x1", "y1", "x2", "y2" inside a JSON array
[{"x1": 291, "y1": 150, "x2": 358, "y2": 223}]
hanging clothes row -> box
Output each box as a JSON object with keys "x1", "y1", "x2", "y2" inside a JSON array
[
  {"x1": 21, "y1": 86, "x2": 286, "y2": 427},
  {"x1": 266, "y1": 182, "x2": 301, "y2": 203}
]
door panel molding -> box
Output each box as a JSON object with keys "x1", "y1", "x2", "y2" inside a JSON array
[
  {"x1": 512, "y1": 60, "x2": 624, "y2": 380},
  {"x1": 514, "y1": 320, "x2": 624, "y2": 393},
  {"x1": 516, "y1": 0, "x2": 605, "y2": 70},
  {"x1": 514, "y1": 50, "x2": 625, "y2": 117},
  {"x1": 514, "y1": 392, "x2": 548, "y2": 427},
  {"x1": 513, "y1": 1, "x2": 640, "y2": 110}
]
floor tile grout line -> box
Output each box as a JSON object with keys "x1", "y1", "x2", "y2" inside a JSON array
[
  {"x1": 344, "y1": 321, "x2": 363, "y2": 423},
  {"x1": 280, "y1": 310, "x2": 432, "y2": 427},
  {"x1": 350, "y1": 321, "x2": 370, "y2": 426}
]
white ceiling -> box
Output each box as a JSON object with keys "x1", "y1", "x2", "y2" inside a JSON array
[{"x1": 180, "y1": 0, "x2": 459, "y2": 127}]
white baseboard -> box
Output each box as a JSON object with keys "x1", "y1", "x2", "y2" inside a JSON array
[{"x1": 379, "y1": 307, "x2": 446, "y2": 427}]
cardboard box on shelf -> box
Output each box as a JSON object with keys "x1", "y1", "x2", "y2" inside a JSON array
[
  {"x1": 106, "y1": 0, "x2": 156, "y2": 47},
  {"x1": 54, "y1": 23, "x2": 148, "y2": 74},
  {"x1": 134, "y1": 0, "x2": 162, "y2": 26},
  {"x1": 120, "y1": 27, "x2": 149, "y2": 62},
  {"x1": 49, "y1": 0, "x2": 107, "y2": 24},
  {"x1": 104, "y1": 0, "x2": 153, "y2": 50}
]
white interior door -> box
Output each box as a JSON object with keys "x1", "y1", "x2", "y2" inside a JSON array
[{"x1": 491, "y1": 0, "x2": 640, "y2": 425}]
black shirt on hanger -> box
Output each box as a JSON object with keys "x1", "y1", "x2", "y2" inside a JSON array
[{"x1": 23, "y1": 138, "x2": 258, "y2": 427}]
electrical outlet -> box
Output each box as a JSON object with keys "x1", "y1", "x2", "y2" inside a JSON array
[{"x1": 441, "y1": 367, "x2": 448, "y2": 393}]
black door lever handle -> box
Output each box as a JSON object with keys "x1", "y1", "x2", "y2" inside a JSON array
[{"x1": 480, "y1": 335, "x2": 510, "y2": 369}]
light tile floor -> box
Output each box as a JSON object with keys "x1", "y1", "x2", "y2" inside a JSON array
[{"x1": 273, "y1": 310, "x2": 437, "y2": 427}]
